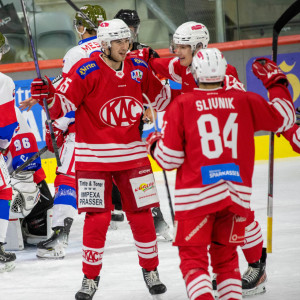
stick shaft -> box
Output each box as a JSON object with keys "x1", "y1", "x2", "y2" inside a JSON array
[{"x1": 20, "y1": 0, "x2": 61, "y2": 167}]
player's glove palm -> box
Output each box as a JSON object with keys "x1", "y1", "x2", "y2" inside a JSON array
[
  {"x1": 146, "y1": 132, "x2": 162, "y2": 157},
  {"x1": 252, "y1": 57, "x2": 288, "y2": 88},
  {"x1": 31, "y1": 76, "x2": 55, "y2": 105},
  {"x1": 45, "y1": 122, "x2": 64, "y2": 153}
]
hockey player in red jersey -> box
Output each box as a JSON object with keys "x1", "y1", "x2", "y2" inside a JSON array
[
  {"x1": 132, "y1": 21, "x2": 267, "y2": 296},
  {"x1": 30, "y1": 19, "x2": 170, "y2": 300},
  {"x1": 279, "y1": 108, "x2": 300, "y2": 153},
  {"x1": 146, "y1": 48, "x2": 295, "y2": 300},
  {"x1": 113, "y1": 8, "x2": 172, "y2": 241}
]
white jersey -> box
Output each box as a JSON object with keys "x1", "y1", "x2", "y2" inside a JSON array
[
  {"x1": 0, "y1": 72, "x2": 18, "y2": 192},
  {"x1": 62, "y1": 36, "x2": 101, "y2": 77}
]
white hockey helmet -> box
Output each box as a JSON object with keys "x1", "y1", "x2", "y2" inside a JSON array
[
  {"x1": 191, "y1": 48, "x2": 227, "y2": 83},
  {"x1": 171, "y1": 21, "x2": 210, "y2": 53},
  {"x1": 97, "y1": 19, "x2": 132, "y2": 50}
]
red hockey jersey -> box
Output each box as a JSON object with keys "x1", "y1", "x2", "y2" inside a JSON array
[
  {"x1": 54, "y1": 54, "x2": 171, "y2": 172},
  {"x1": 282, "y1": 123, "x2": 300, "y2": 154},
  {"x1": 149, "y1": 56, "x2": 244, "y2": 93},
  {"x1": 152, "y1": 84, "x2": 295, "y2": 220}
]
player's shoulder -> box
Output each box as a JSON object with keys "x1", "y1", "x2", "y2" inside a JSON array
[
  {"x1": 127, "y1": 57, "x2": 149, "y2": 69},
  {"x1": 63, "y1": 44, "x2": 82, "y2": 60},
  {"x1": 0, "y1": 72, "x2": 14, "y2": 85},
  {"x1": 71, "y1": 57, "x2": 101, "y2": 79}
]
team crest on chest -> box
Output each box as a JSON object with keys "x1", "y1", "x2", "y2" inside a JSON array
[
  {"x1": 100, "y1": 96, "x2": 143, "y2": 127},
  {"x1": 131, "y1": 69, "x2": 143, "y2": 83}
]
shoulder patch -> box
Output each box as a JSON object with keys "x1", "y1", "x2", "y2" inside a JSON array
[
  {"x1": 76, "y1": 61, "x2": 99, "y2": 79},
  {"x1": 131, "y1": 58, "x2": 148, "y2": 68}
]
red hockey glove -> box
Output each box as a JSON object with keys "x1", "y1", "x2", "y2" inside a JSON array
[
  {"x1": 252, "y1": 57, "x2": 288, "y2": 89},
  {"x1": 146, "y1": 131, "x2": 162, "y2": 157},
  {"x1": 45, "y1": 121, "x2": 64, "y2": 153},
  {"x1": 128, "y1": 47, "x2": 157, "y2": 63},
  {"x1": 31, "y1": 76, "x2": 55, "y2": 105}
]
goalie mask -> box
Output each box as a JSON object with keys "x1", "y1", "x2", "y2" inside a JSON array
[
  {"x1": 74, "y1": 4, "x2": 107, "y2": 36},
  {"x1": 0, "y1": 32, "x2": 10, "y2": 61},
  {"x1": 10, "y1": 171, "x2": 40, "y2": 218},
  {"x1": 114, "y1": 9, "x2": 140, "y2": 40},
  {"x1": 170, "y1": 21, "x2": 209, "y2": 54},
  {"x1": 191, "y1": 48, "x2": 227, "y2": 84},
  {"x1": 97, "y1": 19, "x2": 132, "y2": 51}
]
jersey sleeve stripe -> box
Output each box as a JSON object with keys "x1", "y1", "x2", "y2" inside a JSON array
[
  {"x1": 151, "y1": 85, "x2": 171, "y2": 112},
  {"x1": 271, "y1": 98, "x2": 295, "y2": 132},
  {"x1": 169, "y1": 57, "x2": 182, "y2": 84}
]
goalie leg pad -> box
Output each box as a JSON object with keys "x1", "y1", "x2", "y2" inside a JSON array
[{"x1": 10, "y1": 171, "x2": 40, "y2": 217}]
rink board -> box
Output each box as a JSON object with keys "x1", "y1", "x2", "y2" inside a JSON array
[{"x1": 42, "y1": 134, "x2": 300, "y2": 183}]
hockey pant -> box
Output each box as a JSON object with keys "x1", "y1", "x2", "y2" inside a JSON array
[
  {"x1": 175, "y1": 208, "x2": 245, "y2": 300},
  {"x1": 0, "y1": 187, "x2": 13, "y2": 243},
  {"x1": 241, "y1": 209, "x2": 263, "y2": 264},
  {"x1": 52, "y1": 184, "x2": 76, "y2": 228},
  {"x1": 82, "y1": 209, "x2": 158, "y2": 279}
]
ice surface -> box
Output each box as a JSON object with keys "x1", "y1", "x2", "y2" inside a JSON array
[{"x1": 2, "y1": 157, "x2": 300, "y2": 300}]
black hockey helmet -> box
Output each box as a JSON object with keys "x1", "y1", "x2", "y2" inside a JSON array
[
  {"x1": 114, "y1": 9, "x2": 140, "y2": 27},
  {"x1": 114, "y1": 9, "x2": 140, "y2": 39}
]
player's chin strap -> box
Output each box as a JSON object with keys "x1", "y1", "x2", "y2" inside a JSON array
[{"x1": 102, "y1": 48, "x2": 120, "y2": 63}]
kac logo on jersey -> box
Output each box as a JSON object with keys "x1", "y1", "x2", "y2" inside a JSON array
[
  {"x1": 131, "y1": 58, "x2": 148, "y2": 68},
  {"x1": 131, "y1": 69, "x2": 143, "y2": 83},
  {"x1": 100, "y1": 96, "x2": 143, "y2": 127},
  {"x1": 77, "y1": 61, "x2": 99, "y2": 79}
]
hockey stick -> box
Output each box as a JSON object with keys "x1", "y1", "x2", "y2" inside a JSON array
[
  {"x1": 143, "y1": 93, "x2": 175, "y2": 224},
  {"x1": 10, "y1": 146, "x2": 48, "y2": 177},
  {"x1": 267, "y1": 0, "x2": 300, "y2": 254},
  {"x1": 20, "y1": 0, "x2": 61, "y2": 167},
  {"x1": 65, "y1": 0, "x2": 97, "y2": 29}
]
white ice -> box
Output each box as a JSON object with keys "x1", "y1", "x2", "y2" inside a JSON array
[{"x1": 1, "y1": 157, "x2": 300, "y2": 300}]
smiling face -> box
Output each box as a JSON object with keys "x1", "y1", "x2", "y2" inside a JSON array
[
  {"x1": 174, "y1": 44, "x2": 193, "y2": 67},
  {"x1": 109, "y1": 38, "x2": 130, "y2": 62},
  {"x1": 174, "y1": 43, "x2": 204, "y2": 67}
]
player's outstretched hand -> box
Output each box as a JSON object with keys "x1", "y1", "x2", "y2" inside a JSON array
[
  {"x1": 19, "y1": 97, "x2": 38, "y2": 111},
  {"x1": 30, "y1": 76, "x2": 55, "y2": 105},
  {"x1": 45, "y1": 121, "x2": 64, "y2": 153},
  {"x1": 252, "y1": 57, "x2": 288, "y2": 89},
  {"x1": 127, "y1": 47, "x2": 156, "y2": 63},
  {"x1": 146, "y1": 131, "x2": 162, "y2": 157}
]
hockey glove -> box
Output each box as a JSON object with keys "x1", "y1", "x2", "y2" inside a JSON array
[
  {"x1": 31, "y1": 76, "x2": 55, "y2": 105},
  {"x1": 45, "y1": 121, "x2": 64, "y2": 153},
  {"x1": 252, "y1": 57, "x2": 288, "y2": 89},
  {"x1": 146, "y1": 131, "x2": 162, "y2": 157},
  {"x1": 128, "y1": 47, "x2": 157, "y2": 63}
]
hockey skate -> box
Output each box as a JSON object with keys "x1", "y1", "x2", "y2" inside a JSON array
[
  {"x1": 242, "y1": 247, "x2": 267, "y2": 297},
  {"x1": 109, "y1": 209, "x2": 124, "y2": 230},
  {"x1": 75, "y1": 275, "x2": 100, "y2": 300},
  {"x1": 0, "y1": 242, "x2": 16, "y2": 273},
  {"x1": 36, "y1": 217, "x2": 73, "y2": 259},
  {"x1": 152, "y1": 207, "x2": 172, "y2": 242},
  {"x1": 142, "y1": 268, "x2": 167, "y2": 299}
]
